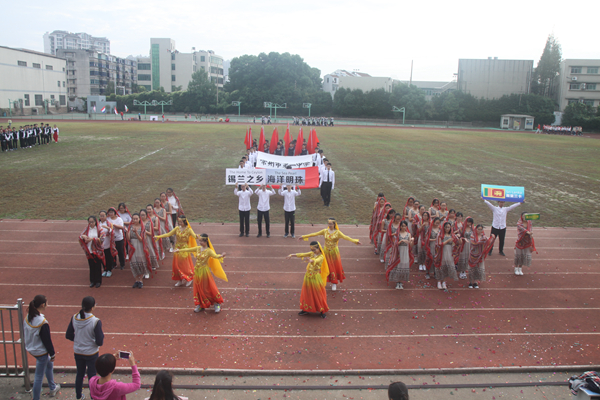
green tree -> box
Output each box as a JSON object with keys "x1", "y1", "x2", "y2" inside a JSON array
[
  {"x1": 105, "y1": 81, "x2": 115, "y2": 95},
  {"x1": 187, "y1": 71, "x2": 217, "y2": 113},
  {"x1": 531, "y1": 34, "x2": 562, "y2": 97}
]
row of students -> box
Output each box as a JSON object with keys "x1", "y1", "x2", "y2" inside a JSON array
[
  {"x1": 0, "y1": 124, "x2": 59, "y2": 151},
  {"x1": 369, "y1": 194, "x2": 531, "y2": 290},
  {"x1": 292, "y1": 116, "x2": 334, "y2": 126}
]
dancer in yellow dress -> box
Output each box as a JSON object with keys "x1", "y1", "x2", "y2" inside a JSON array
[
  {"x1": 177, "y1": 233, "x2": 227, "y2": 314},
  {"x1": 286, "y1": 241, "x2": 329, "y2": 318},
  {"x1": 299, "y1": 218, "x2": 361, "y2": 291},
  {"x1": 154, "y1": 215, "x2": 195, "y2": 287}
]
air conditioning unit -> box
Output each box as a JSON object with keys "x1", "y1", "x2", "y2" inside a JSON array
[{"x1": 572, "y1": 77, "x2": 578, "y2": 81}]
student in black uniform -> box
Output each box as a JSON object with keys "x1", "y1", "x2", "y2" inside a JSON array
[{"x1": 12, "y1": 128, "x2": 18, "y2": 149}]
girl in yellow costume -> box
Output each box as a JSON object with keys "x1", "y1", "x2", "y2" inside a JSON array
[
  {"x1": 154, "y1": 215, "x2": 196, "y2": 287},
  {"x1": 286, "y1": 241, "x2": 329, "y2": 319},
  {"x1": 177, "y1": 233, "x2": 227, "y2": 314},
  {"x1": 299, "y1": 218, "x2": 361, "y2": 291}
]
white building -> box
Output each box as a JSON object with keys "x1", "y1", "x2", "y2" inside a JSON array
[
  {"x1": 457, "y1": 58, "x2": 533, "y2": 100},
  {"x1": 0, "y1": 46, "x2": 67, "y2": 115},
  {"x1": 553, "y1": 59, "x2": 600, "y2": 111},
  {"x1": 323, "y1": 70, "x2": 393, "y2": 99},
  {"x1": 43, "y1": 30, "x2": 110, "y2": 56},
  {"x1": 136, "y1": 38, "x2": 224, "y2": 93}
]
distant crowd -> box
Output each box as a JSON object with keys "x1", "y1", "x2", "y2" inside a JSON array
[
  {"x1": 253, "y1": 116, "x2": 334, "y2": 126},
  {"x1": 1, "y1": 122, "x2": 60, "y2": 152},
  {"x1": 538, "y1": 125, "x2": 583, "y2": 135}
]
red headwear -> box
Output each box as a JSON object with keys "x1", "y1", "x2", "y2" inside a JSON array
[
  {"x1": 374, "y1": 202, "x2": 391, "y2": 250},
  {"x1": 127, "y1": 216, "x2": 154, "y2": 275},
  {"x1": 468, "y1": 226, "x2": 496, "y2": 268},
  {"x1": 515, "y1": 215, "x2": 537, "y2": 253},
  {"x1": 385, "y1": 223, "x2": 415, "y2": 282},
  {"x1": 79, "y1": 219, "x2": 106, "y2": 264},
  {"x1": 369, "y1": 195, "x2": 387, "y2": 242},
  {"x1": 403, "y1": 197, "x2": 415, "y2": 221}
]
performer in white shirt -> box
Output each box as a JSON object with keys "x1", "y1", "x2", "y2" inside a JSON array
[
  {"x1": 254, "y1": 184, "x2": 275, "y2": 238},
  {"x1": 482, "y1": 196, "x2": 521, "y2": 256},
  {"x1": 319, "y1": 162, "x2": 335, "y2": 207},
  {"x1": 279, "y1": 184, "x2": 301, "y2": 238},
  {"x1": 235, "y1": 183, "x2": 253, "y2": 237},
  {"x1": 166, "y1": 188, "x2": 181, "y2": 228}
]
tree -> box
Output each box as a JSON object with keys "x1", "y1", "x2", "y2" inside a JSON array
[
  {"x1": 105, "y1": 81, "x2": 115, "y2": 95},
  {"x1": 531, "y1": 34, "x2": 562, "y2": 97},
  {"x1": 187, "y1": 71, "x2": 217, "y2": 113}
]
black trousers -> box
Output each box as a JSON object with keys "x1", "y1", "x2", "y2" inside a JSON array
[
  {"x1": 321, "y1": 182, "x2": 332, "y2": 206},
  {"x1": 257, "y1": 210, "x2": 270, "y2": 235},
  {"x1": 88, "y1": 256, "x2": 103, "y2": 284},
  {"x1": 74, "y1": 353, "x2": 98, "y2": 399},
  {"x1": 170, "y1": 213, "x2": 177, "y2": 228},
  {"x1": 490, "y1": 227, "x2": 506, "y2": 252},
  {"x1": 13, "y1": 139, "x2": 18, "y2": 148},
  {"x1": 103, "y1": 248, "x2": 114, "y2": 272},
  {"x1": 284, "y1": 211, "x2": 295, "y2": 235},
  {"x1": 239, "y1": 210, "x2": 250, "y2": 234},
  {"x1": 36, "y1": 134, "x2": 40, "y2": 145},
  {"x1": 115, "y1": 239, "x2": 125, "y2": 268}
]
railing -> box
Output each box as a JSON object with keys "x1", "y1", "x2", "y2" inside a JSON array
[{"x1": 0, "y1": 298, "x2": 31, "y2": 391}]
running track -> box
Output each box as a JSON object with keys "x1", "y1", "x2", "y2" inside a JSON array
[{"x1": 1, "y1": 219, "x2": 599, "y2": 372}]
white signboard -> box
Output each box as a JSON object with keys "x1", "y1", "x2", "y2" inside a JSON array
[
  {"x1": 225, "y1": 169, "x2": 266, "y2": 185},
  {"x1": 265, "y1": 169, "x2": 306, "y2": 186},
  {"x1": 255, "y1": 151, "x2": 313, "y2": 169}
]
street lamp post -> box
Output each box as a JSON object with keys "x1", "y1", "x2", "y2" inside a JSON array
[
  {"x1": 303, "y1": 103, "x2": 312, "y2": 117},
  {"x1": 231, "y1": 101, "x2": 241, "y2": 116},
  {"x1": 8, "y1": 99, "x2": 12, "y2": 117},
  {"x1": 263, "y1": 102, "x2": 287, "y2": 122}
]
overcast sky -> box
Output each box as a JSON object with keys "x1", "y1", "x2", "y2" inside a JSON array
[{"x1": 1, "y1": 0, "x2": 597, "y2": 81}]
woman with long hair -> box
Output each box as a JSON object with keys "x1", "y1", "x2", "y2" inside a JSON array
[
  {"x1": 369, "y1": 193, "x2": 386, "y2": 244},
  {"x1": 160, "y1": 192, "x2": 175, "y2": 249},
  {"x1": 382, "y1": 213, "x2": 402, "y2": 267},
  {"x1": 424, "y1": 217, "x2": 441, "y2": 280},
  {"x1": 177, "y1": 234, "x2": 227, "y2": 314},
  {"x1": 386, "y1": 220, "x2": 414, "y2": 289},
  {"x1": 79, "y1": 216, "x2": 105, "y2": 288},
  {"x1": 107, "y1": 207, "x2": 126, "y2": 270},
  {"x1": 457, "y1": 217, "x2": 474, "y2": 280},
  {"x1": 468, "y1": 225, "x2": 496, "y2": 289},
  {"x1": 374, "y1": 202, "x2": 392, "y2": 254},
  {"x1": 140, "y1": 209, "x2": 160, "y2": 277},
  {"x1": 377, "y1": 207, "x2": 395, "y2": 261},
  {"x1": 513, "y1": 212, "x2": 537, "y2": 276},
  {"x1": 429, "y1": 198, "x2": 441, "y2": 220},
  {"x1": 406, "y1": 198, "x2": 419, "y2": 234},
  {"x1": 153, "y1": 198, "x2": 172, "y2": 257},
  {"x1": 299, "y1": 218, "x2": 361, "y2": 291},
  {"x1": 127, "y1": 213, "x2": 152, "y2": 289},
  {"x1": 24, "y1": 295, "x2": 60, "y2": 400},
  {"x1": 117, "y1": 202, "x2": 133, "y2": 261},
  {"x1": 286, "y1": 241, "x2": 329, "y2": 318},
  {"x1": 412, "y1": 205, "x2": 424, "y2": 260},
  {"x1": 439, "y1": 202, "x2": 449, "y2": 221},
  {"x1": 98, "y1": 211, "x2": 117, "y2": 278},
  {"x1": 433, "y1": 221, "x2": 459, "y2": 290},
  {"x1": 147, "y1": 370, "x2": 188, "y2": 400},
  {"x1": 417, "y1": 211, "x2": 430, "y2": 271},
  {"x1": 402, "y1": 197, "x2": 415, "y2": 223},
  {"x1": 155, "y1": 215, "x2": 196, "y2": 287},
  {"x1": 65, "y1": 296, "x2": 104, "y2": 400}
]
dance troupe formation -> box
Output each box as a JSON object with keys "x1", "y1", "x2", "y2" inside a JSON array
[{"x1": 368, "y1": 193, "x2": 537, "y2": 290}]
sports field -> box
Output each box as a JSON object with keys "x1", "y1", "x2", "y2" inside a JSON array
[{"x1": 0, "y1": 121, "x2": 598, "y2": 227}]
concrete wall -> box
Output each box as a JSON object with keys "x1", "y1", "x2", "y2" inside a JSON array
[
  {"x1": 457, "y1": 59, "x2": 533, "y2": 100},
  {"x1": 0, "y1": 47, "x2": 67, "y2": 112},
  {"x1": 174, "y1": 53, "x2": 194, "y2": 91},
  {"x1": 554, "y1": 59, "x2": 600, "y2": 111}
]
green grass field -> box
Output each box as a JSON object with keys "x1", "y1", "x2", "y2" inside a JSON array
[{"x1": 1, "y1": 121, "x2": 599, "y2": 227}]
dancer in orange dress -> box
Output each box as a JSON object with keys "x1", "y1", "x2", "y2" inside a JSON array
[
  {"x1": 154, "y1": 215, "x2": 195, "y2": 287},
  {"x1": 177, "y1": 233, "x2": 227, "y2": 314},
  {"x1": 286, "y1": 241, "x2": 329, "y2": 318},
  {"x1": 299, "y1": 218, "x2": 361, "y2": 291}
]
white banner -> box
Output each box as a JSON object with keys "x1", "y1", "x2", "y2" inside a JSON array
[
  {"x1": 255, "y1": 151, "x2": 313, "y2": 169},
  {"x1": 265, "y1": 169, "x2": 306, "y2": 186},
  {"x1": 225, "y1": 169, "x2": 266, "y2": 185}
]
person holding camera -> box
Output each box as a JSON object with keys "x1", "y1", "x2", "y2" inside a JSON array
[
  {"x1": 89, "y1": 352, "x2": 140, "y2": 400},
  {"x1": 66, "y1": 296, "x2": 104, "y2": 400}
]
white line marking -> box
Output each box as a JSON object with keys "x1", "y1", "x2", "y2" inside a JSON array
[
  {"x1": 117, "y1": 147, "x2": 164, "y2": 169},
  {"x1": 0, "y1": 283, "x2": 597, "y2": 291},
  {"x1": 48, "y1": 331, "x2": 600, "y2": 339}
]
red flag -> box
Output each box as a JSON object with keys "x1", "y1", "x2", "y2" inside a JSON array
[
  {"x1": 283, "y1": 124, "x2": 291, "y2": 156},
  {"x1": 248, "y1": 127, "x2": 253, "y2": 149},
  {"x1": 307, "y1": 129, "x2": 313, "y2": 154},
  {"x1": 311, "y1": 129, "x2": 319, "y2": 149},
  {"x1": 244, "y1": 128, "x2": 249, "y2": 149},
  {"x1": 258, "y1": 126, "x2": 265, "y2": 152},
  {"x1": 269, "y1": 128, "x2": 279, "y2": 154},
  {"x1": 294, "y1": 128, "x2": 304, "y2": 156}
]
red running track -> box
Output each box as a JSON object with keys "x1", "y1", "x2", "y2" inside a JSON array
[{"x1": 0, "y1": 219, "x2": 599, "y2": 372}]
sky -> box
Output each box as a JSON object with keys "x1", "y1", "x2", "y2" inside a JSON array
[{"x1": 1, "y1": 0, "x2": 598, "y2": 82}]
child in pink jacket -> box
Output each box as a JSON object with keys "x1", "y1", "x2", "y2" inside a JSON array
[{"x1": 89, "y1": 352, "x2": 140, "y2": 400}]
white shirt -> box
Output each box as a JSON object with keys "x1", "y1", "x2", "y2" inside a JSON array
[
  {"x1": 279, "y1": 187, "x2": 301, "y2": 212},
  {"x1": 99, "y1": 222, "x2": 112, "y2": 250},
  {"x1": 86, "y1": 227, "x2": 98, "y2": 252},
  {"x1": 484, "y1": 200, "x2": 520, "y2": 229},
  {"x1": 108, "y1": 216, "x2": 124, "y2": 241},
  {"x1": 255, "y1": 188, "x2": 275, "y2": 212},
  {"x1": 235, "y1": 188, "x2": 254, "y2": 211},
  {"x1": 319, "y1": 169, "x2": 335, "y2": 190},
  {"x1": 167, "y1": 195, "x2": 178, "y2": 214}
]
